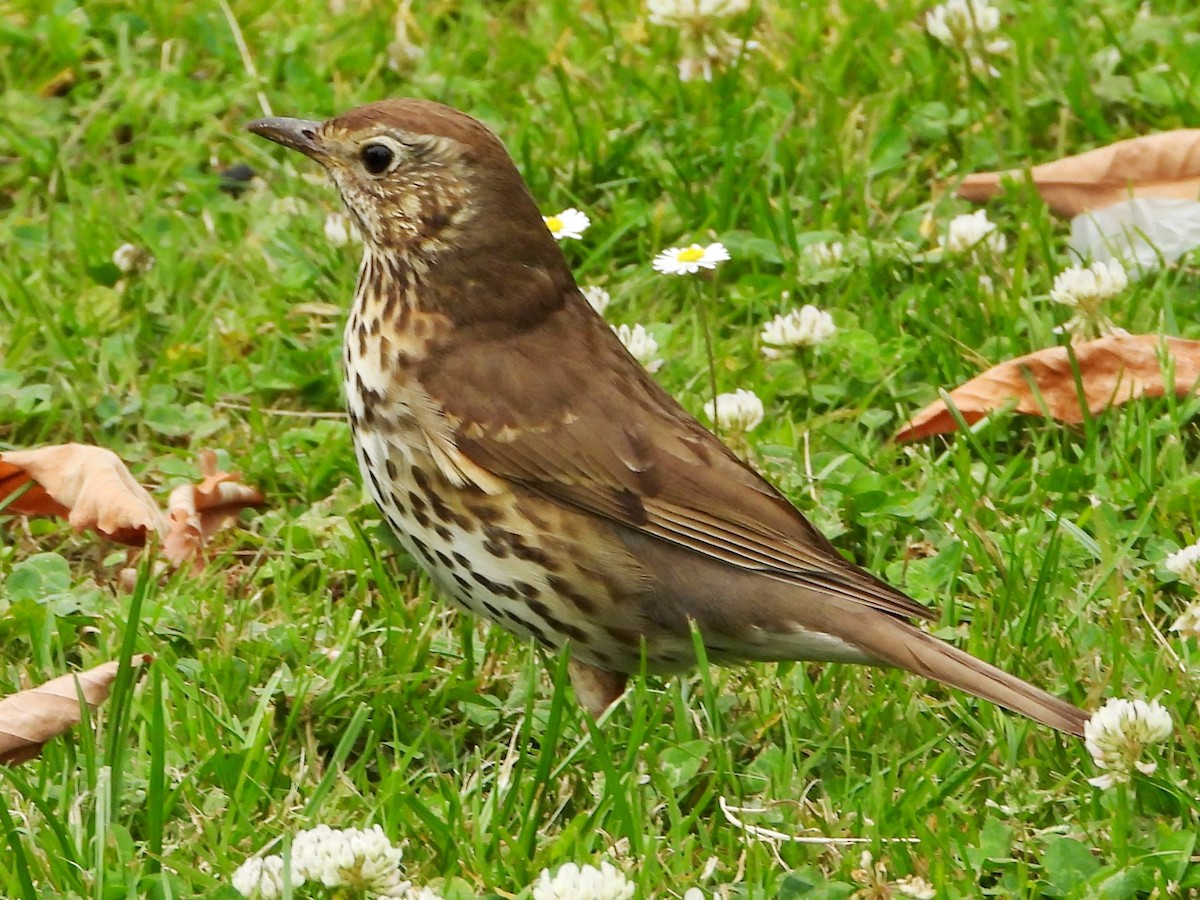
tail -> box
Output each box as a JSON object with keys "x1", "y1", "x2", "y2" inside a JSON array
[{"x1": 861, "y1": 616, "x2": 1089, "y2": 737}]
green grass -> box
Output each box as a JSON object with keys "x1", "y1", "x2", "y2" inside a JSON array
[{"x1": 2, "y1": 0, "x2": 1199, "y2": 896}]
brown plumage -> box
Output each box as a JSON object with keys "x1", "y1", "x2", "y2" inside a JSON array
[{"x1": 248, "y1": 99, "x2": 1089, "y2": 737}]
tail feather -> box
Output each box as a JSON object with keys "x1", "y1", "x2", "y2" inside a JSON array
[{"x1": 862, "y1": 617, "x2": 1088, "y2": 737}]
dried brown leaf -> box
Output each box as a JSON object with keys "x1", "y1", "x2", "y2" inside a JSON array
[
  {"x1": 162, "y1": 450, "x2": 265, "y2": 566},
  {"x1": 0, "y1": 655, "x2": 152, "y2": 765},
  {"x1": 0, "y1": 444, "x2": 164, "y2": 545},
  {"x1": 895, "y1": 334, "x2": 1200, "y2": 442},
  {"x1": 957, "y1": 130, "x2": 1200, "y2": 217}
]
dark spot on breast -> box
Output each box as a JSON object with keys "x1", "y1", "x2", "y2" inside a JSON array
[
  {"x1": 410, "y1": 536, "x2": 430, "y2": 558},
  {"x1": 411, "y1": 506, "x2": 430, "y2": 528},
  {"x1": 453, "y1": 573, "x2": 472, "y2": 593},
  {"x1": 511, "y1": 541, "x2": 556, "y2": 570},
  {"x1": 411, "y1": 466, "x2": 432, "y2": 494},
  {"x1": 483, "y1": 540, "x2": 509, "y2": 558},
  {"x1": 434, "y1": 550, "x2": 454, "y2": 569},
  {"x1": 434, "y1": 524, "x2": 453, "y2": 540},
  {"x1": 547, "y1": 575, "x2": 597, "y2": 614},
  {"x1": 514, "y1": 580, "x2": 539, "y2": 599},
  {"x1": 385, "y1": 458, "x2": 398, "y2": 480},
  {"x1": 448, "y1": 510, "x2": 476, "y2": 532},
  {"x1": 484, "y1": 601, "x2": 503, "y2": 619},
  {"x1": 407, "y1": 491, "x2": 428, "y2": 513},
  {"x1": 605, "y1": 625, "x2": 637, "y2": 644},
  {"x1": 452, "y1": 552, "x2": 470, "y2": 567},
  {"x1": 367, "y1": 468, "x2": 385, "y2": 500},
  {"x1": 463, "y1": 499, "x2": 503, "y2": 524}
]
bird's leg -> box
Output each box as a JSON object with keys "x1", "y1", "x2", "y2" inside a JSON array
[{"x1": 568, "y1": 659, "x2": 627, "y2": 719}]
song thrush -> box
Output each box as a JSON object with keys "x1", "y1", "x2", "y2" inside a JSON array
[{"x1": 249, "y1": 99, "x2": 1088, "y2": 736}]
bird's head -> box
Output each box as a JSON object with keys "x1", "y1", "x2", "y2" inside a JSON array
[{"x1": 248, "y1": 99, "x2": 559, "y2": 268}]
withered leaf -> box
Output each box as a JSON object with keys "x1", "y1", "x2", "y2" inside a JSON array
[
  {"x1": 0, "y1": 656, "x2": 152, "y2": 765},
  {"x1": 0, "y1": 444, "x2": 164, "y2": 545},
  {"x1": 162, "y1": 450, "x2": 266, "y2": 566},
  {"x1": 895, "y1": 334, "x2": 1200, "y2": 442},
  {"x1": 957, "y1": 130, "x2": 1200, "y2": 217}
]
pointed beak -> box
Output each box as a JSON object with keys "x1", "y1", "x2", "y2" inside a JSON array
[{"x1": 246, "y1": 117, "x2": 326, "y2": 161}]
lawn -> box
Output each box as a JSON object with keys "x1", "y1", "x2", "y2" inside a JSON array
[{"x1": 1, "y1": 0, "x2": 1198, "y2": 897}]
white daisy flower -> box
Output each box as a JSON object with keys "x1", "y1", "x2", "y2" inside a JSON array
[
  {"x1": 703, "y1": 388, "x2": 764, "y2": 433},
  {"x1": 1171, "y1": 602, "x2": 1200, "y2": 637},
  {"x1": 532, "y1": 861, "x2": 634, "y2": 900},
  {"x1": 232, "y1": 855, "x2": 294, "y2": 899},
  {"x1": 801, "y1": 240, "x2": 845, "y2": 268},
  {"x1": 652, "y1": 241, "x2": 730, "y2": 275},
  {"x1": 1164, "y1": 540, "x2": 1200, "y2": 578},
  {"x1": 324, "y1": 211, "x2": 362, "y2": 247},
  {"x1": 112, "y1": 242, "x2": 154, "y2": 274},
  {"x1": 760, "y1": 305, "x2": 836, "y2": 357},
  {"x1": 939, "y1": 210, "x2": 1006, "y2": 256},
  {"x1": 292, "y1": 824, "x2": 409, "y2": 897},
  {"x1": 581, "y1": 285, "x2": 612, "y2": 315},
  {"x1": 1084, "y1": 698, "x2": 1173, "y2": 789},
  {"x1": 613, "y1": 323, "x2": 664, "y2": 373},
  {"x1": 543, "y1": 208, "x2": 591, "y2": 241}
]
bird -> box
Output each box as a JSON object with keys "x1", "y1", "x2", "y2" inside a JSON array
[{"x1": 248, "y1": 99, "x2": 1089, "y2": 737}]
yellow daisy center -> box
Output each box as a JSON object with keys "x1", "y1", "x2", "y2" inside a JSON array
[
  {"x1": 545, "y1": 216, "x2": 563, "y2": 233},
  {"x1": 677, "y1": 246, "x2": 705, "y2": 262}
]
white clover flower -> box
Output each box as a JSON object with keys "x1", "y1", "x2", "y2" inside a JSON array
[
  {"x1": 403, "y1": 888, "x2": 444, "y2": 900},
  {"x1": 1049, "y1": 260, "x2": 1129, "y2": 338},
  {"x1": 760, "y1": 305, "x2": 837, "y2": 357},
  {"x1": 1171, "y1": 603, "x2": 1200, "y2": 637},
  {"x1": 647, "y1": 0, "x2": 751, "y2": 27},
  {"x1": 232, "y1": 855, "x2": 294, "y2": 899},
  {"x1": 894, "y1": 874, "x2": 937, "y2": 899},
  {"x1": 324, "y1": 211, "x2": 362, "y2": 247},
  {"x1": 292, "y1": 824, "x2": 409, "y2": 897},
  {"x1": 1164, "y1": 541, "x2": 1200, "y2": 578},
  {"x1": 652, "y1": 241, "x2": 730, "y2": 275},
  {"x1": 703, "y1": 388, "x2": 764, "y2": 432},
  {"x1": 1084, "y1": 698, "x2": 1173, "y2": 789},
  {"x1": 581, "y1": 286, "x2": 612, "y2": 315},
  {"x1": 939, "y1": 210, "x2": 1006, "y2": 256},
  {"x1": 613, "y1": 323, "x2": 664, "y2": 373},
  {"x1": 531, "y1": 861, "x2": 634, "y2": 900},
  {"x1": 926, "y1": 0, "x2": 1001, "y2": 49},
  {"x1": 801, "y1": 240, "x2": 845, "y2": 268},
  {"x1": 677, "y1": 33, "x2": 759, "y2": 82},
  {"x1": 112, "y1": 242, "x2": 154, "y2": 274},
  {"x1": 1049, "y1": 260, "x2": 1128, "y2": 309},
  {"x1": 683, "y1": 890, "x2": 714, "y2": 900},
  {"x1": 543, "y1": 208, "x2": 591, "y2": 241}
]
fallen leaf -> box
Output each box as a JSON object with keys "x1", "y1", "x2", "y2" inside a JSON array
[
  {"x1": 957, "y1": 130, "x2": 1200, "y2": 217},
  {"x1": 162, "y1": 450, "x2": 266, "y2": 566},
  {"x1": 0, "y1": 444, "x2": 164, "y2": 545},
  {"x1": 895, "y1": 334, "x2": 1200, "y2": 442},
  {"x1": 0, "y1": 656, "x2": 152, "y2": 765}
]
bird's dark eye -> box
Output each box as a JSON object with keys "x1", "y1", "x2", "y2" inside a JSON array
[{"x1": 361, "y1": 143, "x2": 395, "y2": 175}]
